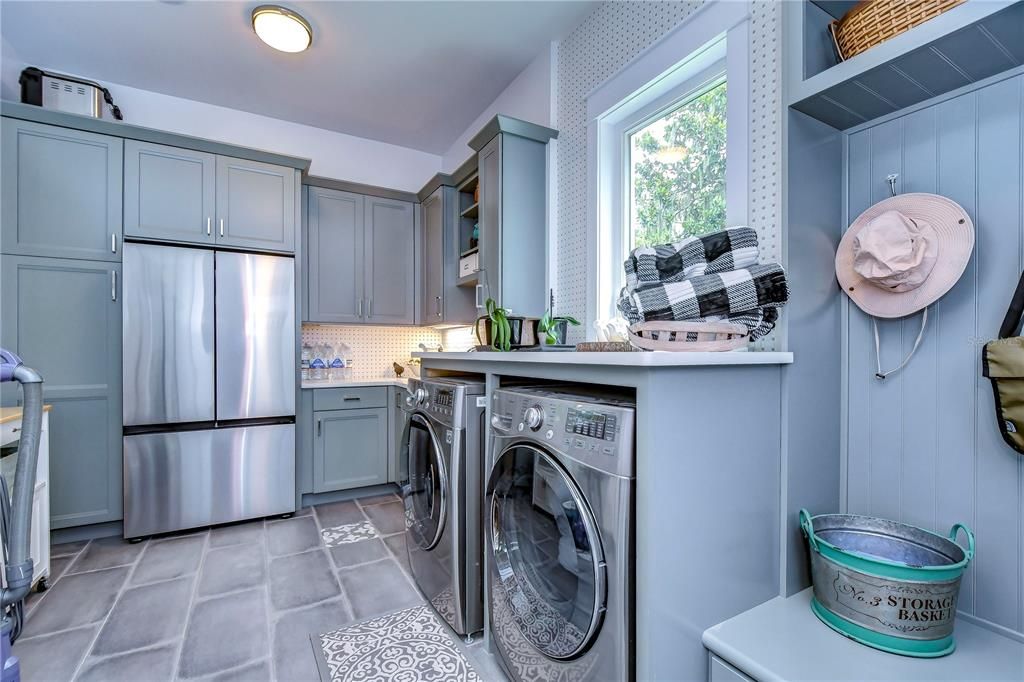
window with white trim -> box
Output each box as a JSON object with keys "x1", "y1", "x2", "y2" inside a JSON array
[{"x1": 585, "y1": 3, "x2": 750, "y2": 326}]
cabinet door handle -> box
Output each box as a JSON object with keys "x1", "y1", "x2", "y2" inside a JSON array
[
  {"x1": 475, "y1": 284, "x2": 483, "y2": 308},
  {"x1": 343, "y1": 396, "x2": 360, "y2": 402},
  {"x1": 368, "y1": 299, "x2": 373, "y2": 318},
  {"x1": 206, "y1": 217, "x2": 212, "y2": 236},
  {"x1": 111, "y1": 233, "x2": 117, "y2": 253},
  {"x1": 358, "y1": 299, "x2": 363, "y2": 318},
  {"x1": 317, "y1": 419, "x2": 322, "y2": 437},
  {"x1": 219, "y1": 218, "x2": 225, "y2": 237},
  {"x1": 111, "y1": 270, "x2": 118, "y2": 301},
  {"x1": 435, "y1": 295, "x2": 442, "y2": 317}
]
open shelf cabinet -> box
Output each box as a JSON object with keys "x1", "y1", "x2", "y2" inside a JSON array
[{"x1": 786, "y1": 0, "x2": 1023, "y2": 130}]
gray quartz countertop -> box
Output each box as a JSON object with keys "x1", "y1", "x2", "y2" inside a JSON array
[
  {"x1": 702, "y1": 589, "x2": 1024, "y2": 681},
  {"x1": 413, "y1": 350, "x2": 793, "y2": 366},
  {"x1": 301, "y1": 378, "x2": 409, "y2": 389}
]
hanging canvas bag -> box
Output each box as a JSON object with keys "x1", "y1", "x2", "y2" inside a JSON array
[{"x1": 983, "y1": 271, "x2": 1024, "y2": 455}]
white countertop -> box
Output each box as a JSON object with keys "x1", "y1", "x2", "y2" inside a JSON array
[
  {"x1": 413, "y1": 350, "x2": 793, "y2": 366},
  {"x1": 702, "y1": 589, "x2": 1024, "y2": 681},
  {"x1": 301, "y1": 378, "x2": 409, "y2": 389}
]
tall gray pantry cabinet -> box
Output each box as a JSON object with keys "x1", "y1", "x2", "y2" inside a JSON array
[
  {"x1": 1, "y1": 106, "x2": 307, "y2": 533},
  {"x1": 1, "y1": 118, "x2": 124, "y2": 528}
]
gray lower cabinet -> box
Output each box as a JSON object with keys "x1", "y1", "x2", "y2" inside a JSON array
[
  {"x1": 365, "y1": 196, "x2": 416, "y2": 324},
  {"x1": 421, "y1": 186, "x2": 476, "y2": 325},
  {"x1": 709, "y1": 655, "x2": 754, "y2": 682},
  {"x1": 313, "y1": 407, "x2": 388, "y2": 492},
  {"x1": 216, "y1": 156, "x2": 296, "y2": 252},
  {"x1": 0, "y1": 255, "x2": 122, "y2": 528},
  {"x1": 124, "y1": 140, "x2": 216, "y2": 244},
  {"x1": 304, "y1": 187, "x2": 416, "y2": 325},
  {"x1": 1, "y1": 118, "x2": 123, "y2": 262},
  {"x1": 307, "y1": 187, "x2": 365, "y2": 323}
]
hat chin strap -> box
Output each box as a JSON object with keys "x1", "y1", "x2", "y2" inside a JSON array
[{"x1": 873, "y1": 307, "x2": 928, "y2": 380}]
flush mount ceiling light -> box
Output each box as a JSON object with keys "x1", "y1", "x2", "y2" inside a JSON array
[{"x1": 251, "y1": 5, "x2": 312, "y2": 53}]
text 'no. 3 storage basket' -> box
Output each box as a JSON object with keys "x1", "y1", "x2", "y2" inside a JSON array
[
  {"x1": 829, "y1": 0, "x2": 966, "y2": 61},
  {"x1": 800, "y1": 510, "x2": 974, "y2": 657}
]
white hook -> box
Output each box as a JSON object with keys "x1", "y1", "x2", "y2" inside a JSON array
[{"x1": 887, "y1": 173, "x2": 899, "y2": 197}]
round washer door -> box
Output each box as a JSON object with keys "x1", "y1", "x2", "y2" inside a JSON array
[
  {"x1": 489, "y1": 443, "x2": 606, "y2": 660},
  {"x1": 404, "y1": 413, "x2": 448, "y2": 551}
]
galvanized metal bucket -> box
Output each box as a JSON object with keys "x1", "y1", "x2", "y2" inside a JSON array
[{"x1": 799, "y1": 509, "x2": 975, "y2": 658}]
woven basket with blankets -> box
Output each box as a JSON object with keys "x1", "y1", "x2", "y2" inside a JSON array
[{"x1": 616, "y1": 227, "x2": 789, "y2": 351}]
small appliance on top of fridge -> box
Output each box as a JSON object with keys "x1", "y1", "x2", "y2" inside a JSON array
[{"x1": 121, "y1": 242, "x2": 296, "y2": 539}]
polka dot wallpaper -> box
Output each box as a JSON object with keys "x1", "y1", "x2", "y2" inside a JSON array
[{"x1": 554, "y1": 0, "x2": 783, "y2": 349}]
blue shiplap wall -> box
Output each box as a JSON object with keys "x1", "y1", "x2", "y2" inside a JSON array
[{"x1": 845, "y1": 73, "x2": 1024, "y2": 638}]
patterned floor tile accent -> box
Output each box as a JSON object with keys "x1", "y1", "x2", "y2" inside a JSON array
[
  {"x1": 316, "y1": 605, "x2": 481, "y2": 682},
  {"x1": 321, "y1": 521, "x2": 380, "y2": 547}
]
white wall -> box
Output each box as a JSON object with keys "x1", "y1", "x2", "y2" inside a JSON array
[
  {"x1": 0, "y1": 61, "x2": 441, "y2": 192},
  {"x1": 440, "y1": 43, "x2": 556, "y2": 173}
]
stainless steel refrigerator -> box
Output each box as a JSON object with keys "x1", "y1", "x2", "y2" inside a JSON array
[{"x1": 122, "y1": 242, "x2": 295, "y2": 538}]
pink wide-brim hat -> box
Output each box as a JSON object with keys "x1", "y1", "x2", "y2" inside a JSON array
[{"x1": 836, "y1": 193, "x2": 975, "y2": 319}]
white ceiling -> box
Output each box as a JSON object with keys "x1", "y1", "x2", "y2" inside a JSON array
[{"x1": 0, "y1": 1, "x2": 598, "y2": 153}]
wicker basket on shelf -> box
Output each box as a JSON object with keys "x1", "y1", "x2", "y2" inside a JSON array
[
  {"x1": 829, "y1": 0, "x2": 965, "y2": 61},
  {"x1": 627, "y1": 321, "x2": 748, "y2": 352}
]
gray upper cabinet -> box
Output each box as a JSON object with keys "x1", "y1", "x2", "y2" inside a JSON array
[
  {"x1": 1, "y1": 119, "x2": 123, "y2": 261},
  {"x1": 313, "y1": 408, "x2": 388, "y2": 492},
  {"x1": 304, "y1": 187, "x2": 417, "y2": 325},
  {"x1": 422, "y1": 189, "x2": 445, "y2": 323},
  {"x1": 470, "y1": 117, "x2": 556, "y2": 318},
  {"x1": 421, "y1": 186, "x2": 476, "y2": 326},
  {"x1": 1, "y1": 255, "x2": 122, "y2": 528},
  {"x1": 216, "y1": 156, "x2": 296, "y2": 252},
  {"x1": 307, "y1": 187, "x2": 365, "y2": 323},
  {"x1": 478, "y1": 136, "x2": 502, "y2": 312},
  {"x1": 365, "y1": 196, "x2": 416, "y2": 325},
  {"x1": 124, "y1": 141, "x2": 216, "y2": 244}
]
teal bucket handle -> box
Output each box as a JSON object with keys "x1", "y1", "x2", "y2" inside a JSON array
[
  {"x1": 799, "y1": 508, "x2": 818, "y2": 551},
  {"x1": 948, "y1": 523, "x2": 975, "y2": 562}
]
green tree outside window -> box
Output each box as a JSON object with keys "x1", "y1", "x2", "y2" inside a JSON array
[{"x1": 629, "y1": 81, "x2": 727, "y2": 248}]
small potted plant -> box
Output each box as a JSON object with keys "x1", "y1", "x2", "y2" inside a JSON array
[
  {"x1": 537, "y1": 309, "x2": 580, "y2": 346},
  {"x1": 475, "y1": 298, "x2": 526, "y2": 351}
]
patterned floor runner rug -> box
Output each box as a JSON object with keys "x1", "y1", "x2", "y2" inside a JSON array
[{"x1": 313, "y1": 605, "x2": 483, "y2": 682}]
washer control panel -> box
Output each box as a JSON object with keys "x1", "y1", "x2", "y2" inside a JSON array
[
  {"x1": 566, "y1": 408, "x2": 616, "y2": 442},
  {"x1": 492, "y1": 387, "x2": 636, "y2": 478}
]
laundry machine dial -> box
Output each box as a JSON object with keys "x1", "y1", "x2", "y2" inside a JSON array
[{"x1": 523, "y1": 406, "x2": 544, "y2": 430}]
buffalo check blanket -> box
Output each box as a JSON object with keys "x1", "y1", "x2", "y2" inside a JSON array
[
  {"x1": 624, "y1": 227, "x2": 761, "y2": 290},
  {"x1": 617, "y1": 262, "x2": 789, "y2": 340}
]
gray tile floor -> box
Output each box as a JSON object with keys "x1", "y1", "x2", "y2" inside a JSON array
[{"x1": 14, "y1": 492, "x2": 506, "y2": 681}]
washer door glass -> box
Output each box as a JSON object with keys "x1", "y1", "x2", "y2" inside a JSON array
[
  {"x1": 405, "y1": 414, "x2": 447, "y2": 550},
  {"x1": 489, "y1": 444, "x2": 606, "y2": 660}
]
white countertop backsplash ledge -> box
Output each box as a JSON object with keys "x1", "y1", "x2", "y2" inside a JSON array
[
  {"x1": 412, "y1": 351, "x2": 793, "y2": 366},
  {"x1": 301, "y1": 378, "x2": 409, "y2": 389}
]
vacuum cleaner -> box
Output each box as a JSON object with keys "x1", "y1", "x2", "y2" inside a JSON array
[{"x1": 0, "y1": 350, "x2": 43, "y2": 682}]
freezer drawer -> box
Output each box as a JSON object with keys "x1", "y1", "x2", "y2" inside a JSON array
[
  {"x1": 215, "y1": 251, "x2": 295, "y2": 420},
  {"x1": 123, "y1": 423, "x2": 295, "y2": 537},
  {"x1": 123, "y1": 243, "x2": 215, "y2": 426}
]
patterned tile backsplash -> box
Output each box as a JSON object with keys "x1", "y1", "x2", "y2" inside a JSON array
[{"x1": 301, "y1": 324, "x2": 475, "y2": 380}]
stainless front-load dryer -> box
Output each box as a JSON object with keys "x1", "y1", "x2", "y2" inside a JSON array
[
  {"x1": 399, "y1": 376, "x2": 486, "y2": 636},
  {"x1": 487, "y1": 385, "x2": 636, "y2": 681}
]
